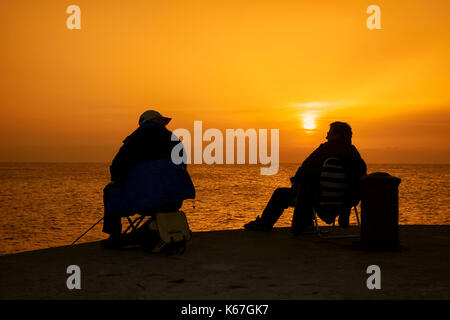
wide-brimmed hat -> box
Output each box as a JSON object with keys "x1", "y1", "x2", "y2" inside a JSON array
[{"x1": 138, "y1": 110, "x2": 171, "y2": 126}]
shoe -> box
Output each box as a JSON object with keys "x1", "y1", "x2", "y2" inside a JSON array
[
  {"x1": 338, "y1": 214, "x2": 350, "y2": 228},
  {"x1": 121, "y1": 232, "x2": 139, "y2": 247},
  {"x1": 302, "y1": 225, "x2": 316, "y2": 234},
  {"x1": 101, "y1": 235, "x2": 123, "y2": 250},
  {"x1": 291, "y1": 220, "x2": 314, "y2": 236},
  {"x1": 243, "y1": 216, "x2": 272, "y2": 231}
]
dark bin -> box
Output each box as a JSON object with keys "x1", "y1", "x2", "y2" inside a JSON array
[{"x1": 359, "y1": 172, "x2": 401, "y2": 250}]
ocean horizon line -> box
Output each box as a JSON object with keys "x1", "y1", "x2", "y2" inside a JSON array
[{"x1": 0, "y1": 161, "x2": 449, "y2": 165}]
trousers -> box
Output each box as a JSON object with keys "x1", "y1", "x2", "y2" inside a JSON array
[{"x1": 260, "y1": 182, "x2": 350, "y2": 231}]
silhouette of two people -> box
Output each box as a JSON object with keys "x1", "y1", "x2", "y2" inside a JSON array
[
  {"x1": 101, "y1": 114, "x2": 366, "y2": 248},
  {"x1": 244, "y1": 122, "x2": 367, "y2": 235}
]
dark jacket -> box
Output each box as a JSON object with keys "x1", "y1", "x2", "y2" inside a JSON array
[
  {"x1": 105, "y1": 121, "x2": 195, "y2": 216},
  {"x1": 291, "y1": 141, "x2": 367, "y2": 205},
  {"x1": 110, "y1": 121, "x2": 183, "y2": 183}
]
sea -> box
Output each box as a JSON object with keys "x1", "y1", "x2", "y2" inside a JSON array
[{"x1": 0, "y1": 163, "x2": 448, "y2": 255}]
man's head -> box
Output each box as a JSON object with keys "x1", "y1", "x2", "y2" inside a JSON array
[
  {"x1": 326, "y1": 121, "x2": 352, "y2": 144},
  {"x1": 138, "y1": 110, "x2": 171, "y2": 126}
]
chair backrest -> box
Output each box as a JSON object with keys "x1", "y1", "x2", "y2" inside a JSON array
[{"x1": 318, "y1": 158, "x2": 350, "y2": 207}]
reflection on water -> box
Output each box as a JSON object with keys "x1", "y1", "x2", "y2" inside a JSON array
[{"x1": 0, "y1": 163, "x2": 448, "y2": 255}]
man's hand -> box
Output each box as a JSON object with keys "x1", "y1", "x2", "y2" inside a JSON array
[{"x1": 289, "y1": 176, "x2": 299, "y2": 190}]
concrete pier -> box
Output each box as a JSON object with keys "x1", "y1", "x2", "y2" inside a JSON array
[{"x1": 0, "y1": 225, "x2": 449, "y2": 299}]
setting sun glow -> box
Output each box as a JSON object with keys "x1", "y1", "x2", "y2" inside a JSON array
[
  {"x1": 302, "y1": 113, "x2": 317, "y2": 130},
  {"x1": 0, "y1": 0, "x2": 449, "y2": 163}
]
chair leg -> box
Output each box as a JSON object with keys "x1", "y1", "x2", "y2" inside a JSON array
[
  {"x1": 123, "y1": 216, "x2": 142, "y2": 234},
  {"x1": 314, "y1": 207, "x2": 361, "y2": 239},
  {"x1": 354, "y1": 206, "x2": 360, "y2": 227},
  {"x1": 313, "y1": 210, "x2": 320, "y2": 233},
  {"x1": 133, "y1": 216, "x2": 146, "y2": 230},
  {"x1": 123, "y1": 215, "x2": 150, "y2": 235},
  {"x1": 121, "y1": 216, "x2": 148, "y2": 249},
  {"x1": 313, "y1": 210, "x2": 330, "y2": 239}
]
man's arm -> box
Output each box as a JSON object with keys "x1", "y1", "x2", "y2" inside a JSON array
[
  {"x1": 110, "y1": 142, "x2": 135, "y2": 183},
  {"x1": 291, "y1": 143, "x2": 327, "y2": 187},
  {"x1": 351, "y1": 147, "x2": 367, "y2": 178}
]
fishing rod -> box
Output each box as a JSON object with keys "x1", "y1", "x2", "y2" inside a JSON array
[
  {"x1": 71, "y1": 217, "x2": 104, "y2": 246},
  {"x1": 71, "y1": 194, "x2": 197, "y2": 246}
]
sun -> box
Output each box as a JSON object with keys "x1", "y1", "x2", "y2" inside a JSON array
[{"x1": 302, "y1": 113, "x2": 317, "y2": 130}]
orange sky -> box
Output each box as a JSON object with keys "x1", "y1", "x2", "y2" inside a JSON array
[{"x1": 0, "y1": 0, "x2": 449, "y2": 163}]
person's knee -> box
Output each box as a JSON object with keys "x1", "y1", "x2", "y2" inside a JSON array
[
  {"x1": 272, "y1": 188, "x2": 280, "y2": 195},
  {"x1": 273, "y1": 187, "x2": 288, "y2": 197},
  {"x1": 103, "y1": 182, "x2": 115, "y2": 194},
  {"x1": 272, "y1": 188, "x2": 295, "y2": 208}
]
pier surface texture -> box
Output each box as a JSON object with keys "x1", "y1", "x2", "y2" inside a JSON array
[{"x1": 0, "y1": 225, "x2": 449, "y2": 299}]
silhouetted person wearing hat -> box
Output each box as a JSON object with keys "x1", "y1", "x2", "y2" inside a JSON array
[
  {"x1": 102, "y1": 110, "x2": 195, "y2": 248},
  {"x1": 244, "y1": 122, "x2": 366, "y2": 235}
]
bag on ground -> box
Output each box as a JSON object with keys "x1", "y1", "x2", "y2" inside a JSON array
[{"x1": 143, "y1": 211, "x2": 192, "y2": 254}]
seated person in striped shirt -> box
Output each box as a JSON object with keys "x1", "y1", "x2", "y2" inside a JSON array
[{"x1": 244, "y1": 122, "x2": 367, "y2": 235}]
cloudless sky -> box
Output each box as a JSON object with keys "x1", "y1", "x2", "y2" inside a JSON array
[{"x1": 0, "y1": 0, "x2": 449, "y2": 163}]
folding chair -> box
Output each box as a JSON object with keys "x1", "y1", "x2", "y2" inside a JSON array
[
  {"x1": 115, "y1": 214, "x2": 152, "y2": 248},
  {"x1": 121, "y1": 202, "x2": 184, "y2": 246},
  {"x1": 121, "y1": 202, "x2": 183, "y2": 235},
  {"x1": 313, "y1": 157, "x2": 360, "y2": 239},
  {"x1": 123, "y1": 214, "x2": 149, "y2": 234}
]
